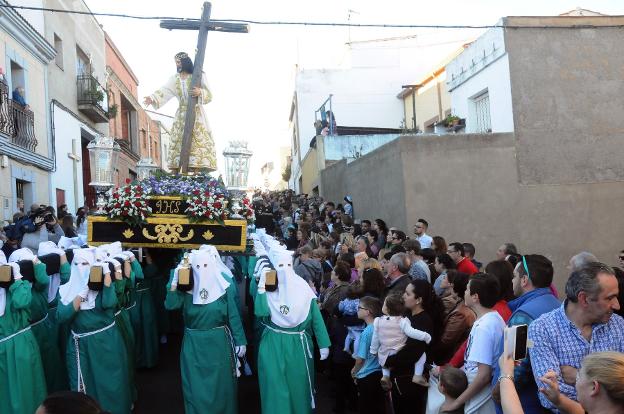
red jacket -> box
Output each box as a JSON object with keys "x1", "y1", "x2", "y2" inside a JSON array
[{"x1": 457, "y1": 257, "x2": 478, "y2": 275}]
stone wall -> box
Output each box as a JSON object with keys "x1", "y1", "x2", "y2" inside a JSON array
[
  {"x1": 504, "y1": 18, "x2": 624, "y2": 185},
  {"x1": 320, "y1": 132, "x2": 624, "y2": 292}
]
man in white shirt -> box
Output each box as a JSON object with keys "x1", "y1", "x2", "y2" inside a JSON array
[
  {"x1": 430, "y1": 273, "x2": 505, "y2": 413},
  {"x1": 413, "y1": 218, "x2": 433, "y2": 249}
]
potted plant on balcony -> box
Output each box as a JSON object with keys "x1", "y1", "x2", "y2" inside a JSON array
[
  {"x1": 444, "y1": 114, "x2": 461, "y2": 127},
  {"x1": 106, "y1": 103, "x2": 118, "y2": 119},
  {"x1": 89, "y1": 84, "x2": 104, "y2": 104}
]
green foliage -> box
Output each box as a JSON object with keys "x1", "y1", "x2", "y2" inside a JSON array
[{"x1": 282, "y1": 162, "x2": 291, "y2": 182}]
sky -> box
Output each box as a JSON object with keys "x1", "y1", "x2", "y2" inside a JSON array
[{"x1": 84, "y1": 0, "x2": 624, "y2": 186}]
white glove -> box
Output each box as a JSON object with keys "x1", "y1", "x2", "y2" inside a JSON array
[
  {"x1": 236, "y1": 345, "x2": 247, "y2": 358},
  {"x1": 9, "y1": 263, "x2": 22, "y2": 280},
  {"x1": 79, "y1": 286, "x2": 90, "y2": 299},
  {"x1": 171, "y1": 267, "x2": 180, "y2": 288},
  {"x1": 320, "y1": 348, "x2": 329, "y2": 360},
  {"x1": 257, "y1": 269, "x2": 268, "y2": 294}
]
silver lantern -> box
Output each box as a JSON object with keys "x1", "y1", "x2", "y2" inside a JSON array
[
  {"x1": 136, "y1": 157, "x2": 158, "y2": 181},
  {"x1": 222, "y1": 140, "x2": 253, "y2": 191},
  {"x1": 87, "y1": 136, "x2": 121, "y2": 214}
]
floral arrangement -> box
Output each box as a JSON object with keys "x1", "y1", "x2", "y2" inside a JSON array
[
  {"x1": 240, "y1": 197, "x2": 255, "y2": 222},
  {"x1": 185, "y1": 189, "x2": 228, "y2": 223},
  {"x1": 142, "y1": 172, "x2": 226, "y2": 197},
  {"x1": 106, "y1": 180, "x2": 152, "y2": 226},
  {"x1": 104, "y1": 173, "x2": 255, "y2": 226}
]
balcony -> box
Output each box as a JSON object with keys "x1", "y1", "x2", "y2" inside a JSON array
[
  {"x1": 77, "y1": 74, "x2": 109, "y2": 123},
  {"x1": 0, "y1": 79, "x2": 37, "y2": 152}
]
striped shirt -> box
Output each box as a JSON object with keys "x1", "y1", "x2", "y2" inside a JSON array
[{"x1": 528, "y1": 301, "x2": 624, "y2": 411}]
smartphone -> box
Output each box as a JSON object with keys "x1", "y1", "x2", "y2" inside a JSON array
[{"x1": 504, "y1": 324, "x2": 528, "y2": 360}]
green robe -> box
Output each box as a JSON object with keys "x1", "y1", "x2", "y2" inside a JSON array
[
  {"x1": 165, "y1": 272, "x2": 247, "y2": 414},
  {"x1": 57, "y1": 282, "x2": 132, "y2": 414},
  {"x1": 0, "y1": 279, "x2": 47, "y2": 414},
  {"x1": 144, "y1": 263, "x2": 170, "y2": 338},
  {"x1": 255, "y1": 292, "x2": 330, "y2": 414},
  {"x1": 114, "y1": 274, "x2": 137, "y2": 402},
  {"x1": 50, "y1": 262, "x2": 71, "y2": 365},
  {"x1": 131, "y1": 261, "x2": 159, "y2": 368},
  {"x1": 30, "y1": 261, "x2": 68, "y2": 392}
]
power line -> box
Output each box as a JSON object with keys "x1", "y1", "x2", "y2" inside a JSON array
[{"x1": 2, "y1": 3, "x2": 624, "y2": 30}]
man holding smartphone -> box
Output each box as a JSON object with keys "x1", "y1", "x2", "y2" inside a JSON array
[
  {"x1": 528, "y1": 262, "x2": 624, "y2": 412},
  {"x1": 491, "y1": 254, "x2": 560, "y2": 413}
]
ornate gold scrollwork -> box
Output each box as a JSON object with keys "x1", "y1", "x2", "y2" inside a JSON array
[
  {"x1": 122, "y1": 229, "x2": 135, "y2": 239},
  {"x1": 202, "y1": 230, "x2": 214, "y2": 240},
  {"x1": 142, "y1": 224, "x2": 194, "y2": 244}
]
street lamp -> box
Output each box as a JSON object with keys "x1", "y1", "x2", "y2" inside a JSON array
[
  {"x1": 87, "y1": 136, "x2": 121, "y2": 214},
  {"x1": 223, "y1": 140, "x2": 253, "y2": 191},
  {"x1": 136, "y1": 157, "x2": 158, "y2": 181},
  {"x1": 223, "y1": 140, "x2": 253, "y2": 218}
]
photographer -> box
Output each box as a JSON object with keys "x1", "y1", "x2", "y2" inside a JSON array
[{"x1": 21, "y1": 208, "x2": 65, "y2": 254}]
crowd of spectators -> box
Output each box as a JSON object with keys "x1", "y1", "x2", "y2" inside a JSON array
[
  {"x1": 0, "y1": 203, "x2": 87, "y2": 258},
  {"x1": 252, "y1": 189, "x2": 624, "y2": 414}
]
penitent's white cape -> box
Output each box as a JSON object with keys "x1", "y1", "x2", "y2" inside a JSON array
[{"x1": 266, "y1": 249, "x2": 316, "y2": 328}]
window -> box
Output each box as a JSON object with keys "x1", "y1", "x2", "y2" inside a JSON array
[
  {"x1": 472, "y1": 91, "x2": 491, "y2": 133},
  {"x1": 76, "y1": 46, "x2": 90, "y2": 76},
  {"x1": 10, "y1": 60, "x2": 25, "y2": 99},
  {"x1": 16, "y1": 179, "x2": 25, "y2": 212},
  {"x1": 54, "y1": 34, "x2": 64, "y2": 69}
]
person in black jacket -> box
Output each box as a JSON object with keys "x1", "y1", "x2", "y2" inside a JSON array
[{"x1": 385, "y1": 279, "x2": 443, "y2": 413}]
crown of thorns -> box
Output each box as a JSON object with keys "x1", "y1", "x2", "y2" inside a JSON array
[{"x1": 175, "y1": 52, "x2": 189, "y2": 60}]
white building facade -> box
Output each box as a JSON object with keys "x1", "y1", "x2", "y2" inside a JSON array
[
  {"x1": 445, "y1": 25, "x2": 515, "y2": 134},
  {"x1": 288, "y1": 37, "x2": 468, "y2": 192},
  {"x1": 0, "y1": 1, "x2": 56, "y2": 221},
  {"x1": 17, "y1": 0, "x2": 109, "y2": 214}
]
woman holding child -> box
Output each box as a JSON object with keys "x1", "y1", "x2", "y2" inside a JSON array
[{"x1": 384, "y1": 279, "x2": 442, "y2": 413}]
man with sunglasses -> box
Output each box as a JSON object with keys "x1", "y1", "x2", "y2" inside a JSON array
[{"x1": 491, "y1": 254, "x2": 560, "y2": 413}]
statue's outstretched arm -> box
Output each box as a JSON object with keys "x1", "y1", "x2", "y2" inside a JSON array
[{"x1": 148, "y1": 75, "x2": 177, "y2": 109}]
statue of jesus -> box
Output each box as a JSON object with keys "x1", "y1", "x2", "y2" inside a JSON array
[{"x1": 143, "y1": 52, "x2": 217, "y2": 172}]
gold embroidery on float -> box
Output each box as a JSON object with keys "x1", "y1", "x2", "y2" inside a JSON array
[{"x1": 142, "y1": 224, "x2": 194, "y2": 244}]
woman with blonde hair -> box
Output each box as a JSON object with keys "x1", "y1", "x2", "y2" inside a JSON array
[{"x1": 500, "y1": 351, "x2": 624, "y2": 414}]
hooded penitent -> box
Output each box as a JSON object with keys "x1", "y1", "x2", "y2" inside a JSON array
[
  {"x1": 8, "y1": 247, "x2": 35, "y2": 263},
  {"x1": 176, "y1": 249, "x2": 230, "y2": 305},
  {"x1": 265, "y1": 249, "x2": 316, "y2": 328},
  {"x1": 58, "y1": 236, "x2": 82, "y2": 250},
  {"x1": 58, "y1": 248, "x2": 97, "y2": 308},
  {"x1": 38, "y1": 241, "x2": 64, "y2": 303},
  {"x1": 199, "y1": 245, "x2": 235, "y2": 279}
]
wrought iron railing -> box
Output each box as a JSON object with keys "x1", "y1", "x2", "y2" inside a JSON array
[
  {"x1": 0, "y1": 79, "x2": 38, "y2": 152},
  {"x1": 77, "y1": 74, "x2": 108, "y2": 113}
]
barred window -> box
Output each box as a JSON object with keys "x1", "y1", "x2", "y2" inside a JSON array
[{"x1": 473, "y1": 92, "x2": 491, "y2": 133}]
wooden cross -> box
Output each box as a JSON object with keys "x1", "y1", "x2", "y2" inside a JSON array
[{"x1": 160, "y1": 2, "x2": 249, "y2": 174}]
